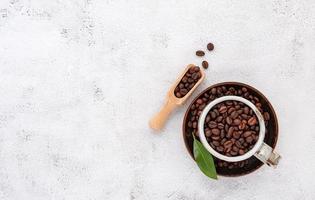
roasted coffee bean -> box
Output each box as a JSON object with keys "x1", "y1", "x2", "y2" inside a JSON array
[
  {"x1": 239, "y1": 149, "x2": 245, "y2": 155},
  {"x1": 241, "y1": 87, "x2": 247, "y2": 93},
  {"x1": 196, "y1": 50, "x2": 205, "y2": 56},
  {"x1": 233, "y1": 131, "x2": 241, "y2": 139},
  {"x1": 248, "y1": 116, "x2": 257, "y2": 126},
  {"x1": 230, "y1": 111, "x2": 238, "y2": 119},
  {"x1": 246, "y1": 136, "x2": 253, "y2": 143},
  {"x1": 249, "y1": 109, "x2": 253, "y2": 115},
  {"x1": 237, "y1": 109, "x2": 243, "y2": 114},
  {"x1": 213, "y1": 141, "x2": 220, "y2": 146},
  {"x1": 180, "y1": 88, "x2": 188, "y2": 95},
  {"x1": 225, "y1": 146, "x2": 232, "y2": 153},
  {"x1": 188, "y1": 121, "x2": 192, "y2": 128},
  {"x1": 212, "y1": 136, "x2": 220, "y2": 140},
  {"x1": 223, "y1": 140, "x2": 233, "y2": 149},
  {"x1": 243, "y1": 131, "x2": 252, "y2": 138},
  {"x1": 207, "y1": 43, "x2": 214, "y2": 51},
  {"x1": 216, "y1": 116, "x2": 223, "y2": 122},
  {"x1": 244, "y1": 106, "x2": 249, "y2": 114},
  {"x1": 202, "y1": 61, "x2": 209, "y2": 69},
  {"x1": 227, "y1": 127, "x2": 234, "y2": 138},
  {"x1": 226, "y1": 101, "x2": 232, "y2": 106},
  {"x1": 241, "y1": 114, "x2": 249, "y2": 119},
  {"x1": 205, "y1": 129, "x2": 211, "y2": 137},
  {"x1": 232, "y1": 145, "x2": 239, "y2": 152},
  {"x1": 208, "y1": 121, "x2": 217, "y2": 128},
  {"x1": 196, "y1": 99, "x2": 203, "y2": 104},
  {"x1": 209, "y1": 111, "x2": 216, "y2": 119},
  {"x1": 217, "y1": 87, "x2": 222, "y2": 94},
  {"x1": 211, "y1": 128, "x2": 220, "y2": 136},
  {"x1": 228, "y1": 107, "x2": 235, "y2": 114},
  {"x1": 226, "y1": 117, "x2": 233, "y2": 125},
  {"x1": 216, "y1": 146, "x2": 224, "y2": 152},
  {"x1": 199, "y1": 104, "x2": 205, "y2": 110},
  {"x1": 264, "y1": 112, "x2": 270, "y2": 121},
  {"x1": 225, "y1": 124, "x2": 229, "y2": 132},
  {"x1": 219, "y1": 106, "x2": 227, "y2": 113},
  {"x1": 220, "y1": 130, "x2": 225, "y2": 138},
  {"x1": 205, "y1": 116, "x2": 210, "y2": 123},
  {"x1": 217, "y1": 123, "x2": 224, "y2": 129},
  {"x1": 235, "y1": 141, "x2": 242, "y2": 148},
  {"x1": 193, "y1": 73, "x2": 200, "y2": 80},
  {"x1": 175, "y1": 92, "x2": 181, "y2": 98},
  {"x1": 238, "y1": 120, "x2": 246, "y2": 130},
  {"x1": 211, "y1": 88, "x2": 217, "y2": 95},
  {"x1": 233, "y1": 119, "x2": 241, "y2": 125},
  {"x1": 220, "y1": 138, "x2": 227, "y2": 145}
]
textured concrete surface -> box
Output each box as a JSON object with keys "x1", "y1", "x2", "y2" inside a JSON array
[{"x1": 1, "y1": 0, "x2": 315, "y2": 199}]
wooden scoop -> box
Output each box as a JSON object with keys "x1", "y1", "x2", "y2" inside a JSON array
[{"x1": 149, "y1": 64, "x2": 205, "y2": 131}]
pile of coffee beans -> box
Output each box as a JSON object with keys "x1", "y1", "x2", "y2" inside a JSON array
[
  {"x1": 174, "y1": 66, "x2": 201, "y2": 98},
  {"x1": 196, "y1": 42, "x2": 214, "y2": 70},
  {"x1": 186, "y1": 85, "x2": 271, "y2": 169},
  {"x1": 204, "y1": 100, "x2": 259, "y2": 157}
]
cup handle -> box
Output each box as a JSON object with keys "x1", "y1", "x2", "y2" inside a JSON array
[{"x1": 254, "y1": 143, "x2": 281, "y2": 168}]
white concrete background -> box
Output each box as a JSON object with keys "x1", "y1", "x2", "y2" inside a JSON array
[{"x1": 0, "y1": 0, "x2": 315, "y2": 199}]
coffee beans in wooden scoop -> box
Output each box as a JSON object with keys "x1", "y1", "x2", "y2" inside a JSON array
[
  {"x1": 174, "y1": 66, "x2": 201, "y2": 98},
  {"x1": 204, "y1": 100, "x2": 259, "y2": 157}
]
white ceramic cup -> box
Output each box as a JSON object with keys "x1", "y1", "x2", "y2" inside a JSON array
[{"x1": 198, "y1": 96, "x2": 280, "y2": 167}]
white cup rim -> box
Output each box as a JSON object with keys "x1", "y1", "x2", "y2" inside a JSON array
[{"x1": 198, "y1": 96, "x2": 266, "y2": 162}]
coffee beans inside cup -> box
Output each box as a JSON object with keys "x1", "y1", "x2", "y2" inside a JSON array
[
  {"x1": 204, "y1": 100, "x2": 259, "y2": 157},
  {"x1": 174, "y1": 66, "x2": 201, "y2": 98},
  {"x1": 186, "y1": 85, "x2": 272, "y2": 170}
]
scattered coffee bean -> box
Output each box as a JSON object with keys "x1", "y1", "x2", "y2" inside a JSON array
[
  {"x1": 207, "y1": 43, "x2": 214, "y2": 51},
  {"x1": 196, "y1": 50, "x2": 205, "y2": 57},
  {"x1": 202, "y1": 60, "x2": 209, "y2": 69},
  {"x1": 174, "y1": 66, "x2": 201, "y2": 98}
]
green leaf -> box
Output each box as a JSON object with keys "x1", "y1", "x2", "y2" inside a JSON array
[{"x1": 192, "y1": 134, "x2": 217, "y2": 180}]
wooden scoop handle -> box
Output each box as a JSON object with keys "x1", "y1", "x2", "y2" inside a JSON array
[{"x1": 149, "y1": 99, "x2": 177, "y2": 131}]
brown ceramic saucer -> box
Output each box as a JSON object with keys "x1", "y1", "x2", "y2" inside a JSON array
[{"x1": 182, "y1": 82, "x2": 279, "y2": 177}]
